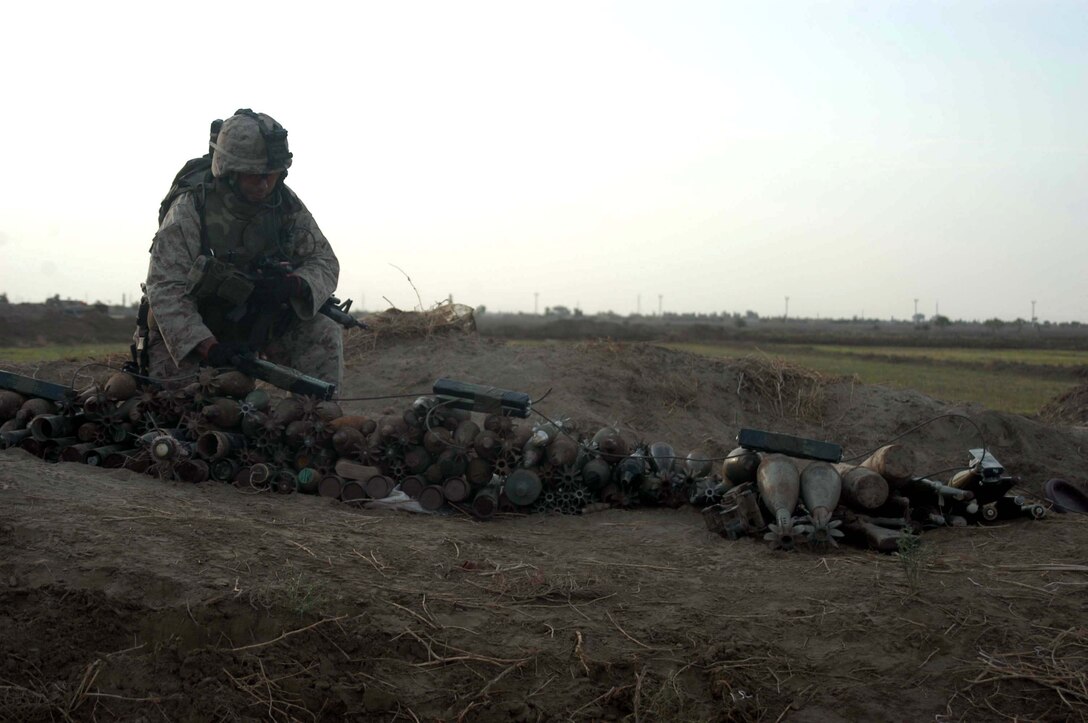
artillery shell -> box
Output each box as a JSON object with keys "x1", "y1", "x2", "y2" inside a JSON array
[
  {"x1": 296, "y1": 468, "x2": 320, "y2": 495},
  {"x1": 365, "y1": 475, "x2": 396, "y2": 499},
  {"x1": 442, "y1": 476, "x2": 471, "y2": 503},
  {"x1": 318, "y1": 474, "x2": 344, "y2": 499},
  {"x1": 400, "y1": 475, "x2": 426, "y2": 499},
  {"x1": 504, "y1": 469, "x2": 543, "y2": 507},
  {"x1": 0, "y1": 390, "x2": 26, "y2": 422},
  {"x1": 418, "y1": 485, "x2": 447, "y2": 511},
  {"x1": 860, "y1": 445, "x2": 915, "y2": 487},
  {"x1": 214, "y1": 371, "x2": 256, "y2": 398},
  {"x1": 334, "y1": 459, "x2": 382, "y2": 481},
  {"x1": 723, "y1": 447, "x2": 760, "y2": 486},
  {"x1": 834, "y1": 464, "x2": 890, "y2": 510},
  {"x1": 103, "y1": 372, "x2": 138, "y2": 401}
]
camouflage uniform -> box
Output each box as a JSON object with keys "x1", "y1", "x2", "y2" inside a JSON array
[{"x1": 141, "y1": 110, "x2": 343, "y2": 388}]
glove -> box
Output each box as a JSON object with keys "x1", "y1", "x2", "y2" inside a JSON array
[
  {"x1": 203, "y1": 341, "x2": 251, "y2": 368},
  {"x1": 253, "y1": 274, "x2": 303, "y2": 305}
]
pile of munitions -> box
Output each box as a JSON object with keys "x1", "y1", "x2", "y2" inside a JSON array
[{"x1": 0, "y1": 368, "x2": 1046, "y2": 552}]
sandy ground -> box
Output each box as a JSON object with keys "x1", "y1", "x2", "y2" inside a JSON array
[{"x1": 1, "y1": 335, "x2": 1087, "y2": 722}]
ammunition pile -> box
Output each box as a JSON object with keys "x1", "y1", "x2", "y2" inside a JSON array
[
  {"x1": 0, "y1": 369, "x2": 1048, "y2": 552},
  {"x1": 703, "y1": 442, "x2": 1047, "y2": 552}
]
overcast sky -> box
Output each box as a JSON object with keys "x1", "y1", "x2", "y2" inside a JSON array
[{"x1": 1, "y1": 0, "x2": 1084, "y2": 322}]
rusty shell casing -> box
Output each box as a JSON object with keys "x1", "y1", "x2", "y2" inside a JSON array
[
  {"x1": 453, "y1": 420, "x2": 480, "y2": 448},
  {"x1": 328, "y1": 415, "x2": 370, "y2": 432},
  {"x1": 364, "y1": 474, "x2": 395, "y2": 500},
  {"x1": 29, "y1": 414, "x2": 85, "y2": 441},
  {"x1": 332, "y1": 427, "x2": 365, "y2": 456},
  {"x1": 546, "y1": 437, "x2": 579, "y2": 467},
  {"x1": 0, "y1": 390, "x2": 26, "y2": 421},
  {"x1": 591, "y1": 426, "x2": 628, "y2": 464},
  {"x1": 201, "y1": 398, "x2": 242, "y2": 429},
  {"x1": 860, "y1": 445, "x2": 915, "y2": 487},
  {"x1": 195, "y1": 431, "x2": 247, "y2": 460},
  {"x1": 756, "y1": 454, "x2": 801, "y2": 527},
  {"x1": 314, "y1": 400, "x2": 343, "y2": 422},
  {"x1": 272, "y1": 397, "x2": 304, "y2": 425},
  {"x1": 442, "y1": 476, "x2": 471, "y2": 503},
  {"x1": 340, "y1": 479, "x2": 367, "y2": 503},
  {"x1": 317, "y1": 474, "x2": 343, "y2": 498},
  {"x1": 473, "y1": 430, "x2": 501, "y2": 459},
  {"x1": 723, "y1": 447, "x2": 760, "y2": 487},
  {"x1": 504, "y1": 468, "x2": 543, "y2": 506},
  {"x1": 176, "y1": 459, "x2": 210, "y2": 483},
  {"x1": 16, "y1": 398, "x2": 56, "y2": 426},
  {"x1": 400, "y1": 475, "x2": 426, "y2": 499},
  {"x1": 418, "y1": 485, "x2": 447, "y2": 511},
  {"x1": 214, "y1": 370, "x2": 256, "y2": 399},
  {"x1": 423, "y1": 427, "x2": 453, "y2": 455},
  {"x1": 403, "y1": 446, "x2": 432, "y2": 475},
  {"x1": 800, "y1": 462, "x2": 842, "y2": 525},
  {"x1": 834, "y1": 464, "x2": 890, "y2": 510},
  {"x1": 102, "y1": 372, "x2": 138, "y2": 401}
]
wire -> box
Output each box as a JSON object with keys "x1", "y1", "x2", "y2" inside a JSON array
[
  {"x1": 335, "y1": 391, "x2": 432, "y2": 402},
  {"x1": 531, "y1": 387, "x2": 553, "y2": 405}
]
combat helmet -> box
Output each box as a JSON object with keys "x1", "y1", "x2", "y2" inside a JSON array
[{"x1": 210, "y1": 108, "x2": 293, "y2": 177}]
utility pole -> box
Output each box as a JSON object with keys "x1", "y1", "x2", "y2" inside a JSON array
[
  {"x1": 1031, "y1": 300, "x2": 1037, "y2": 324},
  {"x1": 784, "y1": 296, "x2": 789, "y2": 321},
  {"x1": 914, "y1": 298, "x2": 919, "y2": 319},
  {"x1": 534, "y1": 292, "x2": 539, "y2": 315},
  {"x1": 658, "y1": 294, "x2": 663, "y2": 317}
]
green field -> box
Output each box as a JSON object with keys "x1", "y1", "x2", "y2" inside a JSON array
[
  {"x1": 0, "y1": 344, "x2": 129, "y2": 364},
  {"x1": 661, "y1": 342, "x2": 1079, "y2": 415}
]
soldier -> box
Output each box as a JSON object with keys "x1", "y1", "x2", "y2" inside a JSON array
[{"x1": 136, "y1": 109, "x2": 343, "y2": 388}]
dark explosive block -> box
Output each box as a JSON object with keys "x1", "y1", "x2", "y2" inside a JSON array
[
  {"x1": 738, "y1": 428, "x2": 842, "y2": 463},
  {"x1": 432, "y1": 378, "x2": 531, "y2": 418}
]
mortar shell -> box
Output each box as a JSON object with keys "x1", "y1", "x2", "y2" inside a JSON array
[
  {"x1": 0, "y1": 390, "x2": 25, "y2": 421},
  {"x1": 800, "y1": 462, "x2": 842, "y2": 524},
  {"x1": 270, "y1": 469, "x2": 297, "y2": 494},
  {"x1": 685, "y1": 450, "x2": 713, "y2": 480},
  {"x1": 547, "y1": 437, "x2": 579, "y2": 467},
  {"x1": 442, "y1": 476, "x2": 471, "y2": 503},
  {"x1": 317, "y1": 474, "x2": 343, "y2": 499},
  {"x1": 833, "y1": 464, "x2": 890, "y2": 510},
  {"x1": 860, "y1": 444, "x2": 915, "y2": 487},
  {"x1": 756, "y1": 454, "x2": 800, "y2": 527},
  {"x1": 17, "y1": 398, "x2": 56, "y2": 425},
  {"x1": 400, "y1": 475, "x2": 426, "y2": 498},
  {"x1": 723, "y1": 447, "x2": 760, "y2": 486},
  {"x1": 503, "y1": 469, "x2": 542, "y2": 506},
  {"x1": 582, "y1": 458, "x2": 612, "y2": 490},
  {"x1": 202, "y1": 398, "x2": 243, "y2": 429},
  {"x1": 214, "y1": 370, "x2": 256, "y2": 399},
  {"x1": 332, "y1": 427, "x2": 365, "y2": 455},
  {"x1": 423, "y1": 427, "x2": 452, "y2": 455},
  {"x1": 473, "y1": 430, "x2": 501, "y2": 459},
  {"x1": 418, "y1": 485, "x2": 447, "y2": 511},
  {"x1": 365, "y1": 474, "x2": 396, "y2": 499},
  {"x1": 103, "y1": 372, "x2": 138, "y2": 401},
  {"x1": 403, "y1": 446, "x2": 432, "y2": 474},
  {"x1": 453, "y1": 420, "x2": 480, "y2": 448},
  {"x1": 272, "y1": 397, "x2": 304, "y2": 425},
  {"x1": 591, "y1": 426, "x2": 628, "y2": 463},
  {"x1": 149, "y1": 435, "x2": 191, "y2": 462},
  {"x1": 1, "y1": 418, "x2": 22, "y2": 434}
]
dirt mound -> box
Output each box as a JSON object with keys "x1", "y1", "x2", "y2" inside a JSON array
[
  {"x1": 1039, "y1": 381, "x2": 1088, "y2": 426},
  {"x1": 2, "y1": 335, "x2": 1088, "y2": 722}
]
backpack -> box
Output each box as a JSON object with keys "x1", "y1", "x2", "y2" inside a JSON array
[{"x1": 156, "y1": 118, "x2": 223, "y2": 226}]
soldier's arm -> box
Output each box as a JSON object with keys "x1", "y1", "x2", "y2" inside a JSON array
[
  {"x1": 145, "y1": 194, "x2": 215, "y2": 363},
  {"x1": 285, "y1": 201, "x2": 340, "y2": 320}
]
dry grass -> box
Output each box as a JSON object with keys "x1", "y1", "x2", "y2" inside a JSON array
[
  {"x1": 728, "y1": 353, "x2": 837, "y2": 421},
  {"x1": 344, "y1": 301, "x2": 477, "y2": 359}
]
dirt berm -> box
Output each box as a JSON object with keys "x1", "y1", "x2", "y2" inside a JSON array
[{"x1": 2, "y1": 336, "x2": 1087, "y2": 722}]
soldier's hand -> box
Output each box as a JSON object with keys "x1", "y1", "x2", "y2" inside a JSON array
[
  {"x1": 204, "y1": 341, "x2": 251, "y2": 367},
  {"x1": 253, "y1": 275, "x2": 303, "y2": 305}
]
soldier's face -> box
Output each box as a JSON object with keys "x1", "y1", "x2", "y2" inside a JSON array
[{"x1": 236, "y1": 171, "x2": 283, "y2": 203}]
